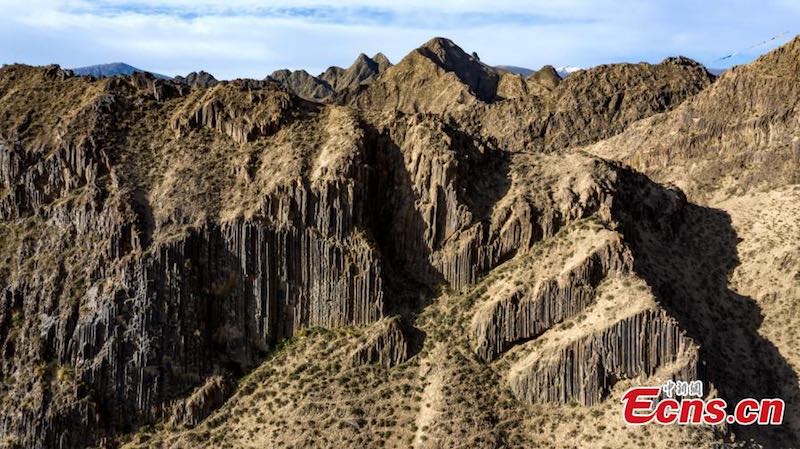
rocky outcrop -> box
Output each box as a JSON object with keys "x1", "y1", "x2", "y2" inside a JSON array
[
  {"x1": 472, "y1": 235, "x2": 633, "y2": 362},
  {"x1": 529, "y1": 65, "x2": 561, "y2": 90},
  {"x1": 349, "y1": 317, "x2": 410, "y2": 368},
  {"x1": 414, "y1": 37, "x2": 499, "y2": 102},
  {"x1": 470, "y1": 56, "x2": 714, "y2": 152},
  {"x1": 353, "y1": 37, "x2": 500, "y2": 114},
  {"x1": 174, "y1": 71, "x2": 219, "y2": 88},
  {"x1": 507, "y1": 307, "x2": 699, "y2": 406},
  {"x1": 320, "y1": 53, "x2": 391, "y2": 93},
  {"x1": 170, "y1": 80, "x2": 306, "y2": 144},
  {"x1": 268, "y1": 69, "x2": 334, "y2": 102},
  {"x1": 170, "y1": 376, "x2": 231, "y2": 427}
]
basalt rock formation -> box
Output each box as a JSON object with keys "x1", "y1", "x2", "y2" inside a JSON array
[
  {"x1": 0, "y1": 35, "x2": 798, "y2": 449},
  {"x1": 349, "y1": 316, "x2": 411, "y2": 368}
]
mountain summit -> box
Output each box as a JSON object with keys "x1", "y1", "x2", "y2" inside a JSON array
[{"x1": 414, "y1": 37, "x2": 499, "y2": 100}]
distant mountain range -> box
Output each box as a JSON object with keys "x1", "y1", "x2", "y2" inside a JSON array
[
  {"x1": 497, "y1": 64, "x2": 725, "y2": 79},
  {"x1": 494, "y1": 65, "x2": 534, "y2": 77},
  {"x1": 555, "y1": 65, "x2": 584, "y2": 77},
  {"x1": 70, "y1": 62, "x2": 171, "y2": 79},
  {"x1": 69, "y1": 61, "x2": 726, "y2": 86},
  {"x1": 496, "y1": 64, "x2": 583, "y2": 78}
]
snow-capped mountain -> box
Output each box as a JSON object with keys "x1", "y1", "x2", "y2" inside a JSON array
[{"x1": 555, "y1": 66, "x2": 583, "y2": 78}]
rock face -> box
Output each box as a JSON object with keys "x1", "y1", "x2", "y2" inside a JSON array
[
  {"x1": 319, "y1": 53, "x2": 390, "y2": 93},
  {"x1": 507, "y1": 306, "x2": 700, "y2": 406},
  {"x1": 353, "y1": 37, "x2": 500, "y2": 114},
  {"x1": 1, "y1": 35, "x2": 798, "y2": 449},
  {"x1": 472, "y1": 232, "x2": 633, "y2": 362},
  {"x1": 470, "y1": 56, "x2": 715, "y2": 152},
  {"x1": 349, "y1": 317, "x2": 410, "y2": 368},
  {"x1": 586, "y1": 36, "x2": 800, "y2": 201},
  {"x1": 267, "y1": 69, "x2": 334, "y2": 101},
  {"x1": 170, "y1": 80, "x2": 306, "y2": 144}
]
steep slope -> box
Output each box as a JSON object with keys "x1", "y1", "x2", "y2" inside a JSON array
[
  {"x1": 582, "y1": 36, "x2": 800, "y2": 447},
  {"x1": 319, "y1": 53, "x2": 391, "y2": 93},
  {"x1": 353, "y1": 37, "x2": 500, "y2": 114},
  {"x1": 124, "y1": 153, "x2": 723, "y2": 449},
  {"x1": 0, "y1": 65, "x2": 385, "y2": 447},
  {"x1": 468, "y1": 56, "x2": 714, "y2": 152},
  {"x1": 586, "y1": 37, "x2": 800, "y2": 202},
  {"x1": 267, "y1": 69, "x2": 334, "y2": 101}
]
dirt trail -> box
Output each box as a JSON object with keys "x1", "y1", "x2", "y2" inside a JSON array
[{"x1": 413, "y1": 344, "x2": 445, "y2": 449}]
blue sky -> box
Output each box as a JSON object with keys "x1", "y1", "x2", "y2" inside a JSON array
[{"x1": 0, "y1": 0, "x2": 797, "y2": 79}]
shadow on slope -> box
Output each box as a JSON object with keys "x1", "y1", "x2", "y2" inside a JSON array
[
  {"x1": 621, "y1": 193, "x2": 800, "y2": 447},
  {"x1": 361, "y1": 119, "x2": 511, "y2": 315}
]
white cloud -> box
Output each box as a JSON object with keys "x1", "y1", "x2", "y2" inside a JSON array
[{"x1": 0, "y1": 0, "x2": 797, "y2": 79}]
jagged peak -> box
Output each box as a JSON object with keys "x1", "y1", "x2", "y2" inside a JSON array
[
  {"x1": 417, "y1": 37, "x2": 479, "y2": 67},
  {"x1": 353, "y1": 53, "x2": 372, "y2": 64},
  {"x1": 348, "y1": 53, "x2": 378, "y2": 72},
  {"x1": 406, "y1": 36, "x2": 498, "y2": 101},
  {"x1": 372, "y1": 52, "x2": 391, "y2": 69}
]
